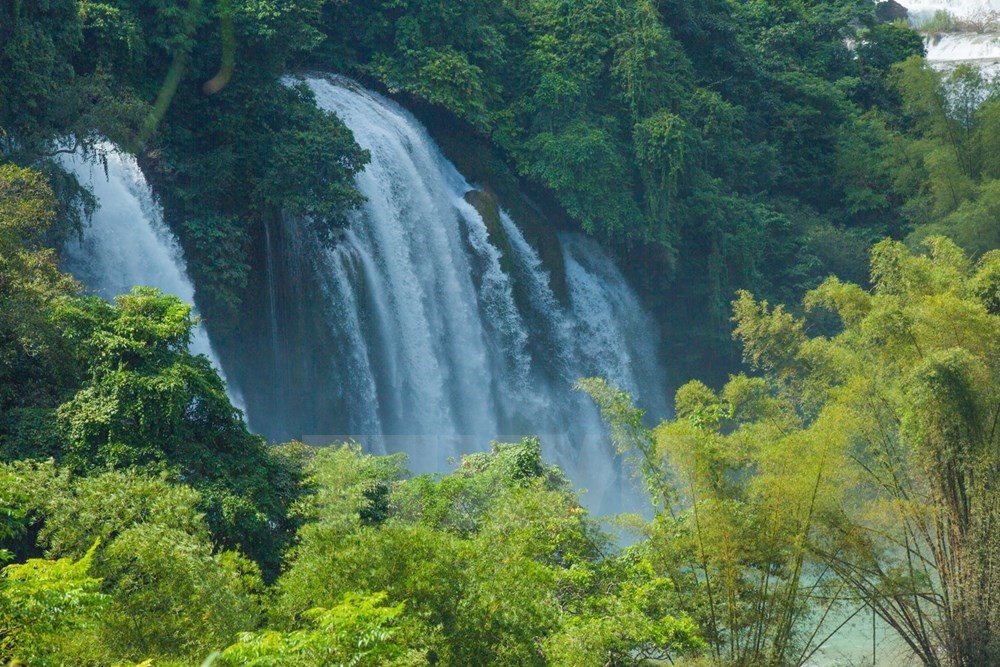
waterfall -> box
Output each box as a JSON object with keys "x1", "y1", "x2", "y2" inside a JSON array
[
  {"x1": 925, "y1": 32, "x2": 1000, "y2": 77},
  {"x1": 905, "y1": 0, "x2": 1000, "y2": 22},
  {"x1": 904, "y1": 0, "x2": 1000, "y2": 77},
  {"x1": 238, "y1": 75, "x2": 668, "y2": 512},
  {"x1": 52, "y1": 86, "x2": 669, "y2": 512},
  {"x1": 57, "y1": 145, "x2": 244, "y2": 411}
]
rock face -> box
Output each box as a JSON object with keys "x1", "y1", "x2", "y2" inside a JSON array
[
  {"x1": 506, "y1": 193, "x2": 569, "y2": 305},
  {"x1": 464, "y1": 189, "x2": 514, "y2": 276},
  {"x1": 877, "y1": 0, "x2": 910, "y2": 21},
  {"x1": 463, "y1": 188, "x2": 569, "y2": 304},
  {"x1": 413, "y1": 105, "x2": 569, "y2": 303}
]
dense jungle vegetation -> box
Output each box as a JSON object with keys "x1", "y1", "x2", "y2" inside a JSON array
[{"x1": 2, "y1": 0, "x2": 999, "y2": 665}]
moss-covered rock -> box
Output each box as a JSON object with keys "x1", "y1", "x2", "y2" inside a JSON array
[
  {"x1": 464, "y1": 189, "x2": 514, "y2": 277},
  {"x1": 876, "y1": 1, "x2": 908, "y2": 23},
  {"x1": 419, "y1": 108, "x2": 568, "y2": 302}
]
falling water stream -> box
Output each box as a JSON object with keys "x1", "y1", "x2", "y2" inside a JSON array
[
  {"x1": 57, "y1": 145, "x2": 244, "y2": 410},
  {"x1": 905, "y1": 0, "x2": 1000, "y2": 21},
  {"x1": 906, "y1": 0, "x2": 1000, "y2": 77}
]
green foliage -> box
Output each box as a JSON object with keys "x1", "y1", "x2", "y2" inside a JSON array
[
  {"x1": 252, "y1": 83, "x2": 369, "y2": 239},
  {"x1": 0, "y1": 461, "x2": 262, "y2": 664},
  {"x1": 849, "y1": 58, "x2": 1000, "y2": 255},
  {"x1": 583, "y1": 240, "x2": 1000, "y2": 666},
  {"x1": 721, "y1": 239, "x2": 999, "y2": 666},
  {"x1": 542, "y1": 552, "x2": 703, "y2": 666},
  {"x1": 911, "y1": 178, "x2": 1000, "y2": 256},
  {"x1": 0, "y1": 165, "x2": 83, "y2": 459},
  {"x1": 273, "y1": 439, "x2": 697, "y2": 666},
  {"x1": 0, "y1": 176, "x2": 300, "y2": 577},
  {"x1": 0, "y1": 0, "x2": 91, "y2": 157},
  {"x1": 55, "y1": 287, "x2": 227, "y2": 470},
  {"x1": 585, "y1": 374, "x2": 852, "y2": 665},
  {"x1": 854, "y1": 22, "x2": 926, "y2": 110},
  {"x1": 730, "y1": 293, "x2": 806, "y2": 374},
  {"x1": 16, "y1": 283, "x2": 954, "y2": 667},
  {"x1": 24, "y1": 465, "x2": 207, "y2": 557},
  {"x1": 522, "y1": 121, "x2": 641, "y2": 237},
  {"x1": 41, "y1": 287, "x2": 294, "y2": 571},
  {"x1": 221, "y1": 592, "x2": 425, "y2": 667},
  {"x1": 180, "y1": 214, "x2": 250, "y2": 321},
  {"x1": 321, "y1": 0, "x2": 503, "y2": 126},
  {"x1": 0, "y1": 543, "x2": 107, "y2": 666},
  {"x1": 0, "y1": 163, "x2": 58, "y2": 250},
  {"x1": 99, "y1": 522, "x2": 259, "y2": 662}
]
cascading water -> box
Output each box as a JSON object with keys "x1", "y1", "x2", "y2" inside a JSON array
[
  {"x1": 924, "y1": 31, "x2": 1000, "y2": 78},
  {"x1": 57, "y1": 145, "x2": 243, "y2": 410},
  {"x1": 905, "y1": 0, "x2": 1000, "y2": 77},
  {"x1": 905, "y1": 0, "x2": 1000, "y2": 22},
  {"x1": 234, "y1": 75, "x2": 668, "y2": 512}
]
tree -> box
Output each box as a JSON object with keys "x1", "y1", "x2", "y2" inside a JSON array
[
  {"x1": 276, "y1": 439, "x2": 701, "y2": 666},
  {"x1": 0, "y1": 164, "x2": 300, "y2": 574},
  {"x1": 582, "y1": 376, "x2": 855, "y2": 666},
  {"x1": 780, "y1": 238, "x2": 1000, "y2": 667},
  {"x1": 541, "y1": 549, "x2": 703, "y2": 667},
  {"x1": 0, "y1": 543, "x2": 107, "y2": 666},
  {"x1": 4, "y1": 462, "x2": 261, "y2": 664},
  {"x1": 586, "y1": 238, "x2": 999, "y2": 666},
  {"x1": 44, "y1": 286, "x2": 297, "y2": 572},
  {"x1": 220, "y1": 592, "x2": 426, "y2": 667},
  {"x1": 0, "y1": 165, "x2": 83, "y2": 460}
]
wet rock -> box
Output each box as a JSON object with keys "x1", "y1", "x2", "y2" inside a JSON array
[
  {"x1": 465, "y1": 189, "x2": 514, "y2": 276},
  {"x1": 877, "y1": 0, "x2": 909, "y2": 23}
]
